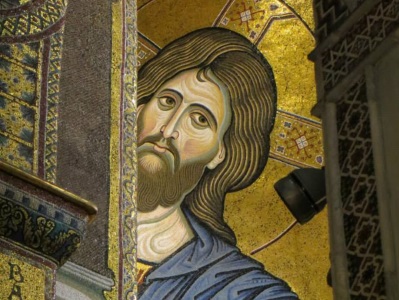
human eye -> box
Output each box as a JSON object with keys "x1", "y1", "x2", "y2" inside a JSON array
[
  {"x1": 158, "y1": 96, "x2": 176, "y2": 110},
  {"x1": 190, "y1": 112, "x2": 210, "y2": 129}
]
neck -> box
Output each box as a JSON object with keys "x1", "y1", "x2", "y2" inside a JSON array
[{"x1": 137, "y1": 205, "x2": 194, "y2": 263}]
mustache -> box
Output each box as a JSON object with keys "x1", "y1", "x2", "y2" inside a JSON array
[{"x1": 138, "y1": 133, "x2": 180, "y2": 170}]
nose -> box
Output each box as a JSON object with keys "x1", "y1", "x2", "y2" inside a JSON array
[{"x1": 160, "y1": 115, "x2": 180, "y2": 139}]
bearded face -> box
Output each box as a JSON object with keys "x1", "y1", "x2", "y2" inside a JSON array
[
  {"x1": 137, "y1": 68, "x2": 232, "y2": 212},
  {"x1": 137, "y1": 134, "x2": 206, "y2": 212}
]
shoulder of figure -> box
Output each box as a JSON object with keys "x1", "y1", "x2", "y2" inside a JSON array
[{"x1": 207, "y1": 248, "x2": 298, "y2": 300}]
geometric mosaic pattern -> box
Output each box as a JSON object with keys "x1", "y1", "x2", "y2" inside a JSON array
[
  {"x1": 214, "y1": 0, "x2": 295, "y2": 45},
  {"x1": 44, "y1": 31, "x2": 63, "y2": 183},
  {"x1": 336, "y1": 77, "x2": 386, "y2": 299},
  {"x1": 270, "y1": 110, "x2": 324, "y2": 168},
  {"x1": 0, "y1": 0, "x2": 67, "y2": 38},
  {"x1": 0, "y1": 1, "x2": 32, "y2": 11}
]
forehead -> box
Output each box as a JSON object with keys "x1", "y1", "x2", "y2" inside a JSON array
[{"x1": 157, "y1": 69, "x2": 230, "y2": 124}]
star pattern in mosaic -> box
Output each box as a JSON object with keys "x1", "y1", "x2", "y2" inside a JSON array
[
  {"x1": 215, "y1": 0, "x2": 294, "y2": 43},
  {"x1": 228, "y1": 2, "x2": 265, "y2": 32},
  {"x1": 270, "y1": 111, "x2": 323, "y2": 168}
]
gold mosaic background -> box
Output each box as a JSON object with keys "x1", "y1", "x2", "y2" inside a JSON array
[
  {"x1": 138, "y1": 0, "x2": 331, "y2": 299},
  {"x1": 0, "y1": 0, "x2": 66, "y2": 183},
  {"x1": 0, "y1": 42, "x2": 42, "y2": 173},
  {"x1": 0, "y1": 252, "x2": 46, "y2": 299}
]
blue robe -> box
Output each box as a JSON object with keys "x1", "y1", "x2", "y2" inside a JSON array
[{"x1": 139, "y1": 210, "x2": 298, "y2": 299}]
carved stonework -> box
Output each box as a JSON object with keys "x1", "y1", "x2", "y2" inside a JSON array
[
  {"x1": 312, "y1": 0, "x2": 399, "y2": 298},
  {"x1": 320, "y1": 0, "x2": 399, "y2": 92},
  {"x1": 313, "y1": 0, "x2": 349, "y2": 41},
  {"x1": 336, "y1": 77, "x2": 386, "y2": 299}
]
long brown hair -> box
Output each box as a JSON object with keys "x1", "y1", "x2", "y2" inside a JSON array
[{"x1": 138, "y1": 28, "x2": 277, "y2": 245}]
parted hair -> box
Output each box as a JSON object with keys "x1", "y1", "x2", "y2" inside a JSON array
[{"x1": 138, "y1": 27, "x2": 277, "y2": 245}]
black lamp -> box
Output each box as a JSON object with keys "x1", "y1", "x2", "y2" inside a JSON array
[
  {"x1": 274, "y1": 168, "x2": 326, "y2": 224},
  {"x1": 250, "y1": 168, "x2": 327, "y2": 255}
]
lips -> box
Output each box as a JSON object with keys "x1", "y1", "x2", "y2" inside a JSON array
[
  {"x1": 153, "y1": 144, "x2": 167, "y2": 153},
  {"x1": 138, "y1": 140, "x2": 175, "y2": 161},
  {"x1": 138, "y1": 140, "x2": 179, "y2": 172},
  {"x1": 149, "y1": 141, "x2": 171, "y2": 155}
]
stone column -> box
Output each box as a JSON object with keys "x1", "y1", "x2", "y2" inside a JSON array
[{"x1": 311, "y1": 0, "x2": 399, "y2": 299}]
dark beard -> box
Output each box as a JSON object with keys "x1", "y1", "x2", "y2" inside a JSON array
[{"x1": 138, "y1": 155, "x2": 205, "y2": 212}]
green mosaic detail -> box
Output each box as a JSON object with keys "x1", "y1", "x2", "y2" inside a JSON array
[
  {"x1": 0, "y1": 181, "x2": 85, "y2": 266},
  {"x1": 0, "y1": 29, "x2": 63, "y2": 181},
  {"x1": 0, "y1": 42, "x2": 41, "y2": 172},
  {"x1": 44, "y1": 32, "x2": 63, "y2": 183},
  {"x1": 0, "y1": 0, "x2": 32, "y2": 10},
  {"x1": 0, "y1": 0, "x2": 67, "y2": 37}
]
